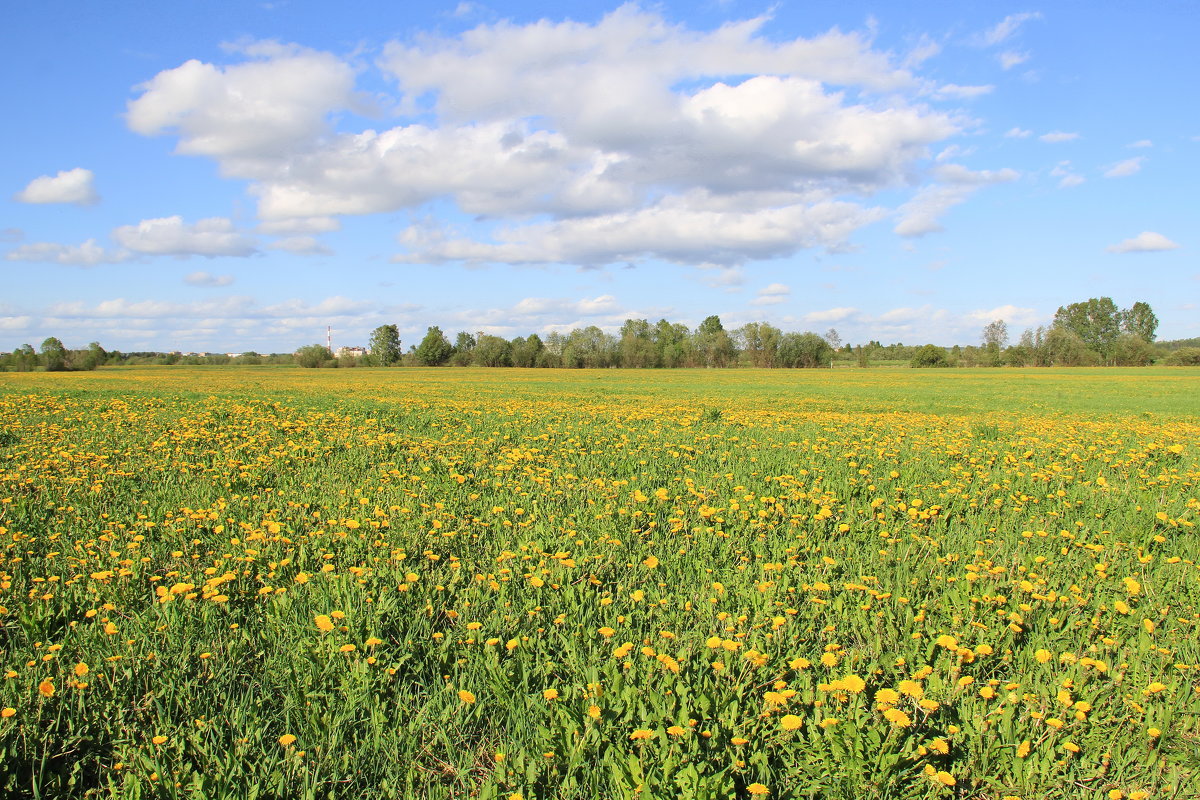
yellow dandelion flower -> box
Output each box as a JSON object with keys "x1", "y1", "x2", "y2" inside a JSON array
[
  {"x1": 37, "y1": 680, "x2": 54, "y2": 698},
  {"x1": 151, "y1": 735, "x2": 168, "y2": 745},
  {"x1": 314, "y1": 615, "x2": 334, "y2": 633},
  {"x1": 629, "y1": 729, "x2": 654, "y2": 741},
  {"x1": 746, "y1": 784, "x2": 769, "y2": 796},
  {"x1": 780, "y1": 714, "x2": 803, "y2": 731},
  {"x1": 279, "y1": 734, "x2": 297, "y2": 746},
  {"x1": 883, "y1": 708, "x2": 912, "y2": 729},
  {"x1": 457, "y1": 690, "x2": 476, "y2": 704},
  {"x1": 74, "y1": 663, "x2": 89, "y2": 677},
  {"x1": 666, "y1": 725, "x2": 686, "y2": 736},
  {"x1": 542, "y1": 688, "x2": 559, "y2": 701}
]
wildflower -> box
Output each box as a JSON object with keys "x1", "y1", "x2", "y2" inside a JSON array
[
  {"x1": 883, "y1": 708, "x2": 912, "y2": 728},
  {"x1": 152, "y1": 735, "x2": 168, "y2": 745},
  {"x1": 587, "y1": 705, "x2": 601, "y2": 720},
  {"x1": 1016, "y1": 740, "x2": 1031, "y2": 758},
  {"x1": 820, "y1": 652, "x2": 838, "y2": 668},
  {"x1": 598, "y1": 627, "x2": 616, "y2": 638},
  {"x1": 279, "y1": 734, "x2": 297, "y2": 746},
  {"x1": 38, "y1": 680, "x2": 54, "y2": 698},
  {"x1": 629, "y1": 729, "x2": 654, "y2": 741},
  {"x1": 841, "y1": 674, "x2": 866, "y2": 694},
  {"x1": 542, "y1": 688, "x2": 559, "y2": 701},
  {"x1": 666, "y1": 725, "x2": 686, "y2": 736},
  {"x1": 457, "y1": 690, "x2": 476, "y2": 704},
  {"x1": 875, "y1": 688, "x2": 900, "y2": 706},
  {"x1": 780, "y1": 714, "x2": 803, "y2": 731},
  {"x1": 314, "y1": 615, "x2": 334, "y2": 633},
  {"x1": 1, "y1": 708, "x2": 15, "y2": 718},
  {"x1": 74, "y1": 663, "x2": 89, "y2": 677},
  {"x1": 746, "y1": 784, "x2": 769, "y2": 796}
]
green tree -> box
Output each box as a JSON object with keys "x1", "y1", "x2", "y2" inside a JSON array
[
  {"x1": 1053, "y1": 298, "x2": 1120, "y2": 361},
  {"x1": 511, "y1": 334, "x2": 545, "y2": 368},
  {"x1": 737, "y1": 322, "x2": 782, "y2": 368},
  {"x1": 8, "y1": 344, "x2": 37, "y2": 372},
  {"x1": 474, "y1": 335, "x2": 513, "y2": 367},
  {"x1": 618, "y1": 319, "x2": 657, "y2": 368},
  {"x1": 40, "y1": 337, "x2": 68, "y2": 371},
  {"x1": 910, "y1": 344, "x2": 950, "y2": 368},
  {"x1": 652, "y1": 319, "x2": 691, "y2": 368},
  {"x1": 1119, "y1": 301, "x2": 1159, "y2": 342},
  {"x1": 450, "y1": 332, "x2": 477, "y2": 366},
  {"x1": 368, "y1": 325, "x2": 402, "y2": 366},
  {"x1": 294, "y1": 344, "x2": 330, "y2": 368},
  {"x1": 415, "y1": 326, "x2": 453, "y2": 366},
  {"x1": 981, "y1": 319, "x2": 1008, "y2": 367},
  {"x1": 778, "y1": 332, "x2": 833, "y2": 368},
  {"x1": 692, "y1": 315, "x2": 736, "y2": 367},
  {"x1": 1044, "y1": 327, "x2": 1099, "y2": 366},
  {"x1": 1110, "y1": 334, "x2": 1156, "y2": 366}
]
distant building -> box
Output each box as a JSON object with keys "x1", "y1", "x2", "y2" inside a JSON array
[{"x1": 336, "y1": 346, "x2": 368, "y2": 358}]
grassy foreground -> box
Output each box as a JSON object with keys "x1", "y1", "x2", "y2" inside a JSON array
[{"x1": 0, "y1": 367, "x2": 1198, "y2": 799}]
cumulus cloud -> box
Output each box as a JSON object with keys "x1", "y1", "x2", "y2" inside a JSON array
[
  {"x1": 184, "y1": 271, "x2": 235, "y2": 287},
  {"x1": 1004, "y1": 127, "x2": 1032, "y2": 138},
  {"x1": 122, "y1": 9, "x2": 987, "y2": 268},
  {"x1": 1050, "y1": 161, "x2": 1084, "y2": 188},
  {"x1": 1128, "y1": 139, "x2": 1152, "y2": 149},
  {"x1": 1103, "y1": 157, "x2": 1145, "y2": 178},
  {"x1": 398, "y1": 191, "x2": 886, "y2": 267},
  {"x1": 1039, "y1": 131, "x2": 1079, "y2": 143},
  {"x1": 751, "y1": 283, "x2": 791, "y2": 306},
  {"x1": 127, "y1": 41, "x2": 358, "y2": 163},
  {"x1": 1106, "y1": 232, "x2": 1180, "y2": 253},
  {"x1": 112, "y1": 216, "x2": 257, "y2": 257},
  {"x1": 5, "y1": 239, "x2": 127, "y2": 265},
  {"x1": 14, "y1": 168, "x2": 98, "y2": 205}
]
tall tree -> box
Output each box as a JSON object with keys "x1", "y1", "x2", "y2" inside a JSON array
[
  {"x1": 618, "y1": 319, "x2": 657, "y2": 368},
  {"x1": 778, "y1": 332, "x2": 833, "y2": 368},
  {"x1": 652, "y1": 319, "x2": 691, "y2": 368},
  {"x1": 737, "y1": 322, "x2": 782, "y2": 368},
  {"x1": 692, "y1": 315, "x2": 736, "y2": 367},
  {"x1": 981, "y1": 319, "x2": 1008, "y2": 367},
  {"x1": 511, "y1": 333, "x2": 545, "y2": 367},
  {"x1": 1119, "y1": 301, "x2": 1159, "y2": 342},
  {"x1": 824, "y1": 328, "x2": 842, "y2": 350},
  {"x1": 1053, "y1": 298, "x2": 1120, "y2": 361},
  {"x1": 415, "y1": 326, "x2": 453, "y2": 366},
  {"x1": 294, "y1": 344, "x2": 330, "y2": 368},
  {"x1": 40, "y1": 337, "x2": 68, "y2": 371},
  {"x1": 368, "y1": 325, "x2": 402, "y2": 366}
]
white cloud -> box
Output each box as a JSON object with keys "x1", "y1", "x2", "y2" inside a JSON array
[
  {"x1": 123, "y1": 11, "x2": 973, "y2": 269},
  {"x1": 803, "y1": 306, "x2": 859, "y2": 324},
  {"x1": 1103, "y1": 156, "x2": 1145, "y2": 178},
  {"x1": 268, "y1": 236, "x2": 332, "y2": 255},
  {"x1": 112, "y1": 216, "x2": 257, "y2": 257},
  {"x1": 1050, "y1": 161, "x2": 1084, "y2": 188},
  {"x1": 751, "y1": 282, "x2": 791, "y2": 305},
  {"x1": 1039, "y1": 131, "x2": 1080, "y2": 143},
  {"x1": 894, "y1": 165, "x2": 1017, "y2": 237},
  {"x1": 14, "y1": 168, "x2": 98, "y2": 205},
  {"x1": 5, "y1": 239, "x2": 127, "y2": 265},
  {"x1": 127, "y1": 41, "x2": 358, "y2": 161},
  {"x1": 398, "y1": 190, "x2": 886, "y2": 267},
  {"x1": 1106, "y1": 231, "x2": 1180, "y2": 253},
  {"x1": 184, "y1": 271, "x2": 234, "y2": 287},
  {"x1": 1127, "y1": 139, "x2": 1152, "y2": 149},
  {"x1": 980, "y1": 13, "x2": 1042, "y2": 46},
  {"x1": 963, "y1": 304, "x2": 1038, "y2": 326},
  {"x1": 932, "y1": 83, "x2": 993, "y2": 100},
  {"x1": 1004, "y1": 127, "x2": 1032, "y2": 138},
  {"x1": 998, "y1": 51, "x2": 1029, "y2": 70}
]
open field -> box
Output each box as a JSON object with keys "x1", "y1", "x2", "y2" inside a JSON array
[{"x1": 0, "y1": 367, "x2": 1198, "y2": 799}]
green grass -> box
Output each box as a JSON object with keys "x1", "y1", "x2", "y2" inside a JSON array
[{"x1": 0, "y1": 367, "x2": 1197, "y2": 799}]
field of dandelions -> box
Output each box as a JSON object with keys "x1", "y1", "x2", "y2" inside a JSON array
[{"x1": 1, "y1": 366, "x2": 1198, "y2": 799}]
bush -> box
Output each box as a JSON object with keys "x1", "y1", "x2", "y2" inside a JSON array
[
  {"x1": 294, "y1": 344, "x2": 332, "y2": 368},
  {"x1": 910, "y1": 344, "x2": 950, "y2": 368},
  {"x1": 1164, "y1": 347, "x2": 1200, "y2": 366}
]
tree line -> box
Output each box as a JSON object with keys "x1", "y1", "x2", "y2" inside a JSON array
[{"x1": 4, "y1": 297, "x2": 1197, "y2": 372}]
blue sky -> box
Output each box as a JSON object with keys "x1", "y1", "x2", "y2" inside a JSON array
[{"x1": 2, "y1": 0, "x2": 1196, "y2": 353}]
